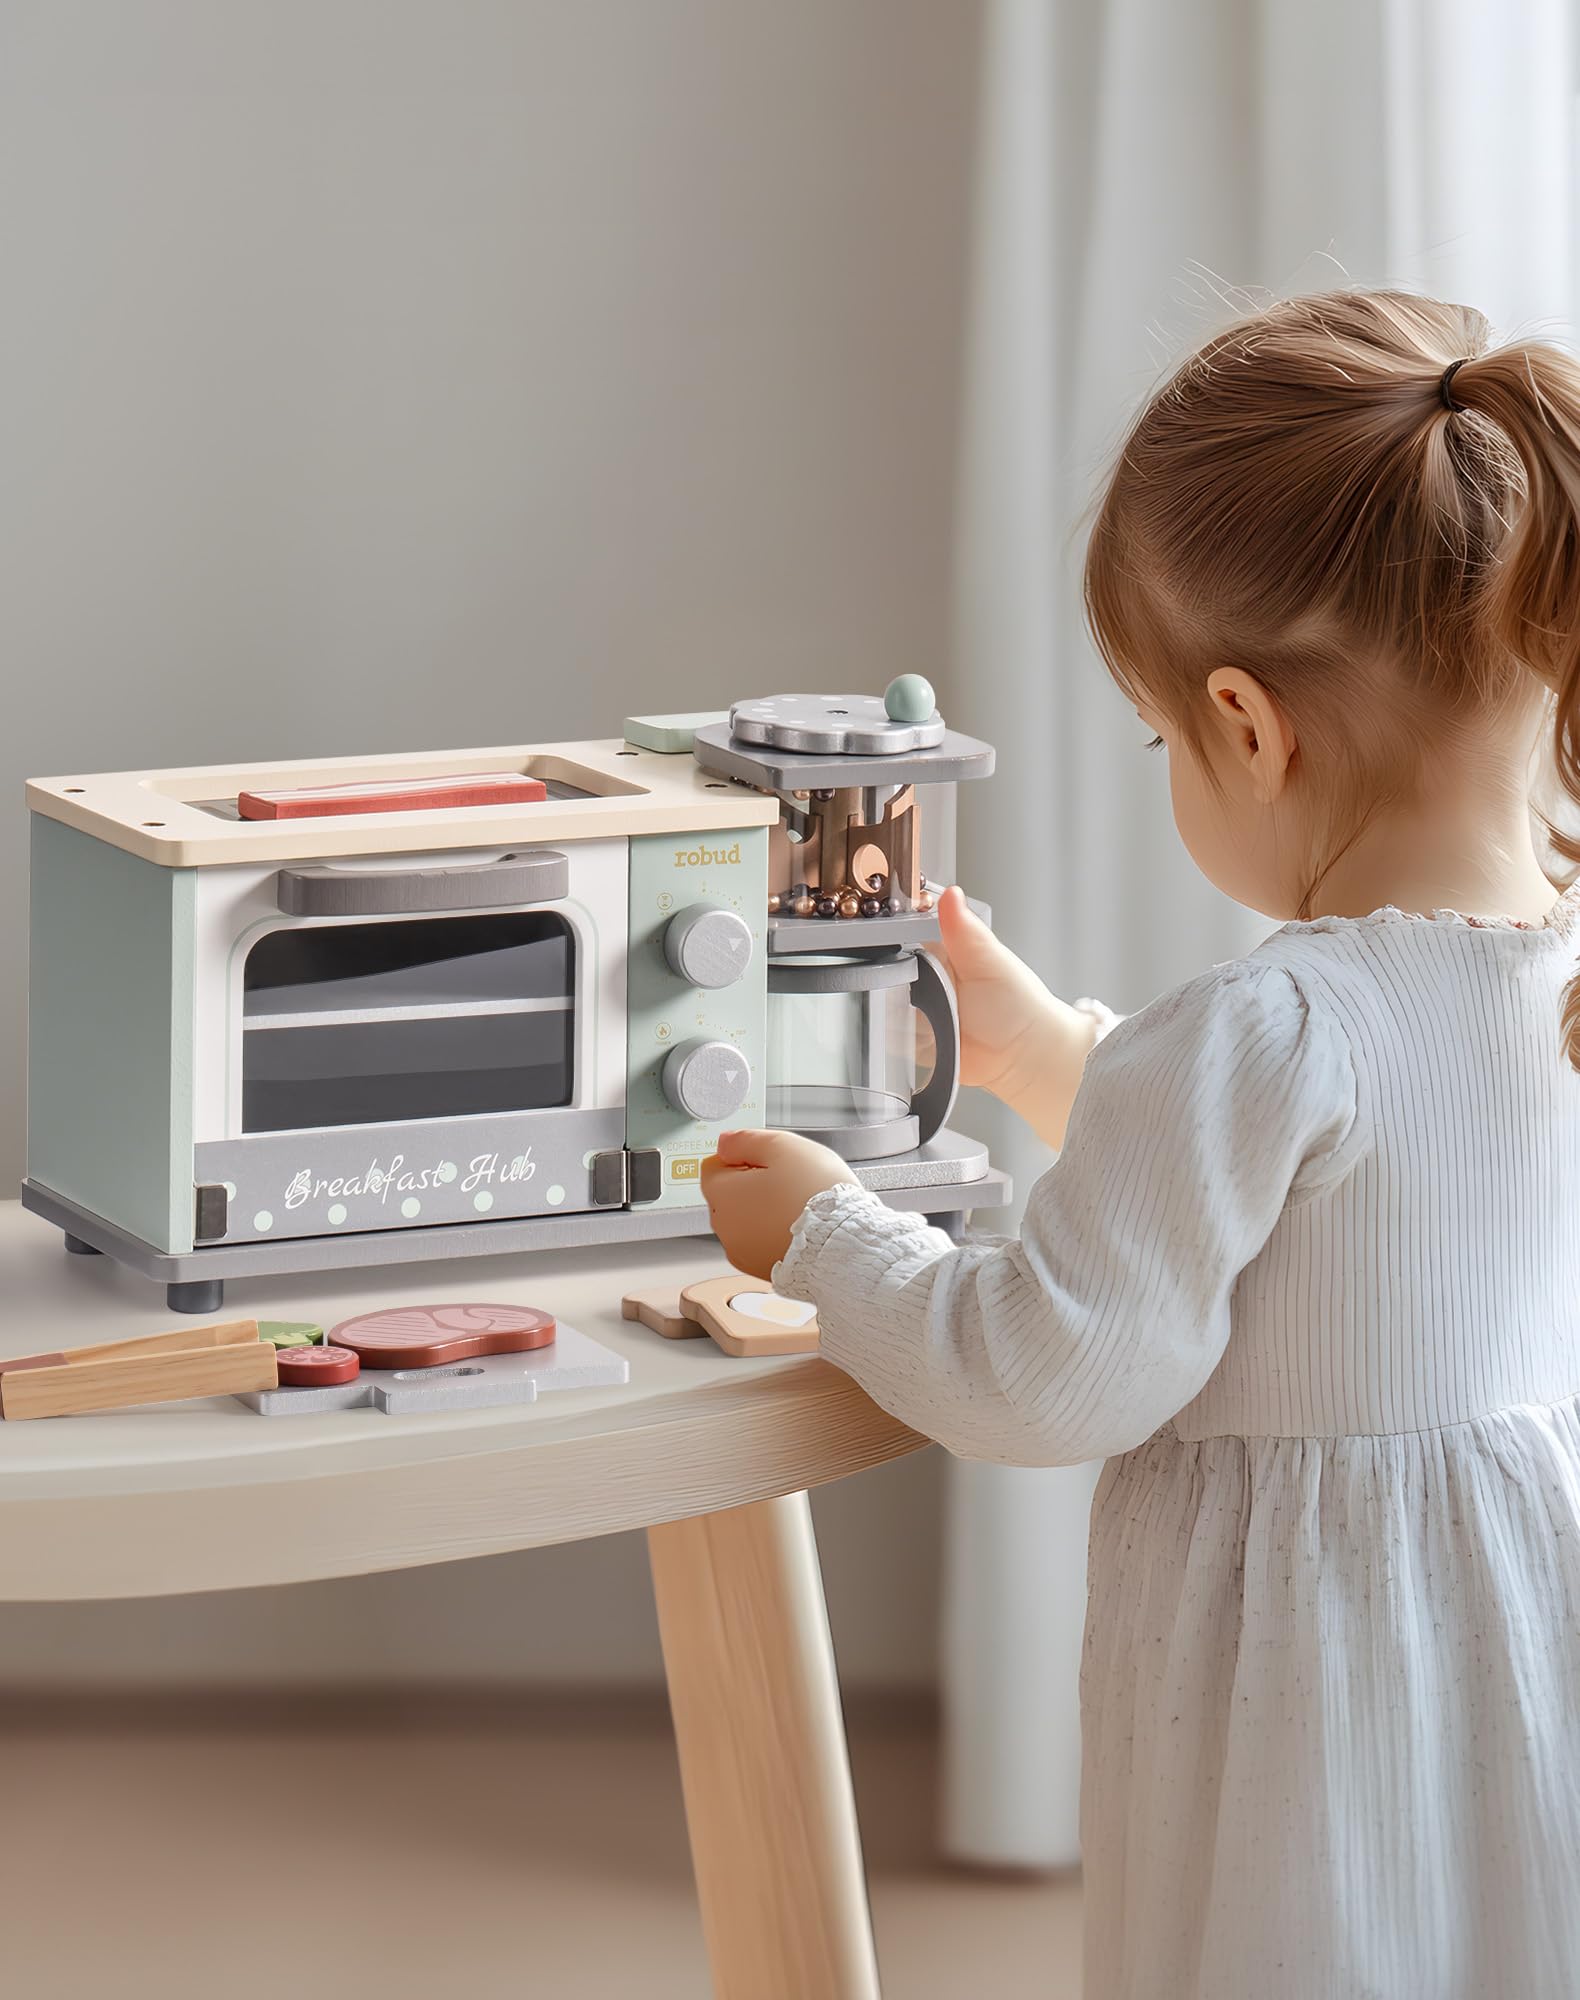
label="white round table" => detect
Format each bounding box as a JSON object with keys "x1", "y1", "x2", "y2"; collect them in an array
[{"x1": 0, "y1": 1199, "x2": 925, "y2": 1998}]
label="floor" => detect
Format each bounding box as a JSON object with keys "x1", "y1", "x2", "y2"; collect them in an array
[{"x1": 1, "y1": 1695, "x2": 1081, "y2": 1999}]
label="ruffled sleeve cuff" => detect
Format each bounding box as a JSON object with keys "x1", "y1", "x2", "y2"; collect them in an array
[
  {"x1": 1073, "y1": 996, "x2": 1123, "y2": 1044},
  {"x1": 774, "y1": 1181, "x2": 899, "y2": 1300},
  {"x1": 772, "y1": 1182, "x2": 961, "y2": 1398}
]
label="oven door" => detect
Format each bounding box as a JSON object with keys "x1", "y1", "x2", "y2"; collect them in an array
[{"x1": 189, "y1": 840, "x2": 628, "y2": 1244}]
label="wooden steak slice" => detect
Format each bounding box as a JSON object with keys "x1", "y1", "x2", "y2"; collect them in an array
[{"x1": 327, "y1": 1302, "x2": 557, "y2": 1370}]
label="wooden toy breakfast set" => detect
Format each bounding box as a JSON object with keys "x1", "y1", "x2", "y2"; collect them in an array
[{"x1": 18, "y1": 680, "x2": 1006, "y2": 1419}]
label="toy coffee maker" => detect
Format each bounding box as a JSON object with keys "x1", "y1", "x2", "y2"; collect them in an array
[{"x1": 691, "y1": 677, "x2": 992, "y2": 1164}]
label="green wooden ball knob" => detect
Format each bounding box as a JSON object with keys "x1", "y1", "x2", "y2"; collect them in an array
[{"x1": 884, "y1": 674, "x2": 936, "y2": 724}]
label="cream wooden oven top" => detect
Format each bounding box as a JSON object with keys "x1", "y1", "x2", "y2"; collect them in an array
[{"x1": 26, "y1": 737, "x2": 778, "y2": 869}]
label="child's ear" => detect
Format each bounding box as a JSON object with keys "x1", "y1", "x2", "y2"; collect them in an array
[{"x1": 1204, "y1": 668, "x2": 1296, "y2": 801}]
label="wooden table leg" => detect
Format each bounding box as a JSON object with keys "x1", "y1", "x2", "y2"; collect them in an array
[{"x1": 648, "y1": 1491, "x2": 882, "y2": 2000}]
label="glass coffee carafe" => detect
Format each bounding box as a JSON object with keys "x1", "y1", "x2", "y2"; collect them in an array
[{"x1": 766, "y1": 947, "x2": 957, "y2": 1161}]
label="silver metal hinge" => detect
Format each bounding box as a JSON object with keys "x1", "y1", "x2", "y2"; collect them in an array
[
  {"x1": 589, "y1": 1149, "x2": 663, "y2": 1208},
  {"x1": 193, "y1": 1182, "x2": 229, "y2": 1242},
  {"x1": 627, "y1": 1148, "x2": 662, "y2": 1204}
]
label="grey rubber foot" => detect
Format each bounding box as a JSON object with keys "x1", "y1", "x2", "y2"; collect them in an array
[{"x1": 167, "y1": 1279, "x2": 224, "y2": 1315}]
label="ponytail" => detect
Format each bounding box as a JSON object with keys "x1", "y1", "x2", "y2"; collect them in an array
[
  {"x1": 1085, "y1": 290, "x2": 1580, "y2": 1070},
  {"x1": 1449, "y1": 344, "x2": 1580, "y2": 1064}
]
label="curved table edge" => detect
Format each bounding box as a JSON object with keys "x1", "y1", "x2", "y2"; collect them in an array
[{"x1": 0, "y1": 1367, "x2": 927, "y2": 1600}]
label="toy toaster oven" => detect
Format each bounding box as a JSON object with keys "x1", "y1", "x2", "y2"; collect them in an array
[{"x1": 23, "y1": 685, "x2": 1008, "y2": 1313}]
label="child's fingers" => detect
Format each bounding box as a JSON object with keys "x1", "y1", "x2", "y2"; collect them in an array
[
  {"x1": 940, "y1": 884, "x2": 976, "y2": 968},
  {"x1": 713, "y1": 1127, "x2": 783, "y2": 1168},
  {"x1": 936, "y1": 883, "x2": 996, "y2": 968},
  {"x1": 700, "y1": 1163, "x2": 756, "y2": 1259},
  {"x1": 700, "y1": 1138, "x2": 767, "y2": 1218},
  {"x1": 935, "y1": 884, "x2": 999, "y2": 980}
]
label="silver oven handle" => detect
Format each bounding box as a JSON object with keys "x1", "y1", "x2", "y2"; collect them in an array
[{"x1": 275, "y1": 849, "x2": 570, "y2": 917}]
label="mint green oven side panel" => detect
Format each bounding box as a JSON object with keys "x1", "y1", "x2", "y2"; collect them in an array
[
  {"x1": 27, "y1": 816, "x2": 196, "y2": 1254},
  {"x1": 626, "y1": 828, "x2": 768, "y2": 1207}
]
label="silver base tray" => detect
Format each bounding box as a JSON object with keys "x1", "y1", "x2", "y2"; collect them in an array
[{"x1": 21, "y1": 1129, "x2": 1009, "y2": 1290}]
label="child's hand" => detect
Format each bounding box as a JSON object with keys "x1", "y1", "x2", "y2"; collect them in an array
[
  {"x1": 933, "y1": 885, "x2": 1100, "y2": 1150},
  {"x1": 934, "y1": 885, "x2": 1063, "y2": 1094},
  {"x1": 700, "y1": 1129, "x2": 858, "y2": 1280}
]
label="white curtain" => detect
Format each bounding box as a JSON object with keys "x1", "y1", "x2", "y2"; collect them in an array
[{"x1": 942, "y1": 0, "x2": 1578, "y2": 1867}]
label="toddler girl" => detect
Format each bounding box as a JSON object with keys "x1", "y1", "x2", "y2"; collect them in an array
[{"x1": 703, "y1": 291, "x2": 1580, "y2": 1999}]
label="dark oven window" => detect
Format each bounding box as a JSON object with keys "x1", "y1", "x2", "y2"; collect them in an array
[{"x1": 242, "y1": 912, "x2": 574, "y2": 1133}]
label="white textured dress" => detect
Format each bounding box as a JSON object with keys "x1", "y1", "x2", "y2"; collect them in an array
[{"x1": 775, "y1": 893, "x2": 1580, "y2": 1999}]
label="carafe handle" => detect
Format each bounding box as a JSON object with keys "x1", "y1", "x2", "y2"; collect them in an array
[{"x1": 909, "y1": 951, "x2": 959, "y2": 1147}]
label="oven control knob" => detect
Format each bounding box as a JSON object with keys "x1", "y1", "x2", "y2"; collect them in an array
[
  {"x1": 661, "y1": 1039, "x2": 753, "y2": 1122},
  {"x1": 663, "y1": 903, "x2": 754, "y2": 989}
]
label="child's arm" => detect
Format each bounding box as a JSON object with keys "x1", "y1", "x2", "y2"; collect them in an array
[{"x1": 704, "y1": 962, "x2": 1357, "y2": 1466}]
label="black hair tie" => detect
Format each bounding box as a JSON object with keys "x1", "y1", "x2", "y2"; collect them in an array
[{"x1": 1440, "y1": 358, "x2": 1469, "y2": 413}]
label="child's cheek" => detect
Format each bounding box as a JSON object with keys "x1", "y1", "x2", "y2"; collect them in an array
[{"x1": 1167, "y1": 746, "x2": 1283, "y2": 917}]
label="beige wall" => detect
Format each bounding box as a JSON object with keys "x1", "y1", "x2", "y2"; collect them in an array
[{"x1": 0, "y1": 2, "x2": 981, "y2": 1685}]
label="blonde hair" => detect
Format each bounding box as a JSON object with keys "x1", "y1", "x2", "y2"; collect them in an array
[{"x1": 1084, "y1": 289, "x2": 1580, "y2": 1063}]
